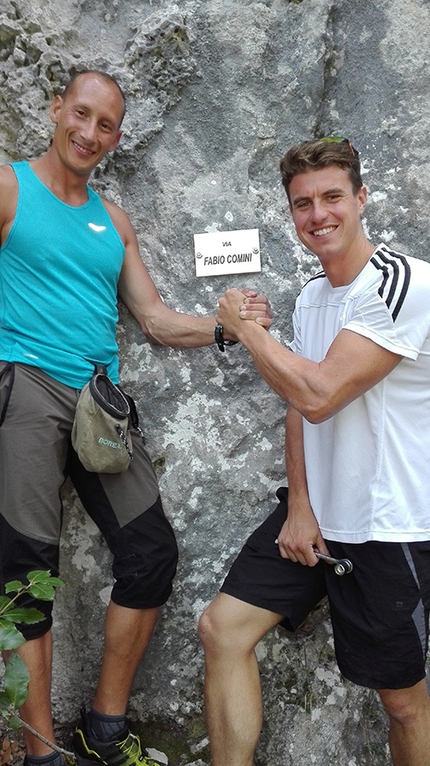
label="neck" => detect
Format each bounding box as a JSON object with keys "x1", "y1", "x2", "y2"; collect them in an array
[
  {"x1": 323, "y1": 237, "x2": 375, "y2": 287},
  {"x1": 30, "y1": 150, "x2": 90, "y2": 206}
]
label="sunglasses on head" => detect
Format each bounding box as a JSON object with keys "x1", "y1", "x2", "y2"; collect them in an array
[{"x1": 319, "y1": 135, "x2": 359, "y2": 159}]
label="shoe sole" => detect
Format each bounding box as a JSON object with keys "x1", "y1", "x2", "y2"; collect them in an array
[{"x1": 73, "y1": 754, "x2": 106, "y2": 766}]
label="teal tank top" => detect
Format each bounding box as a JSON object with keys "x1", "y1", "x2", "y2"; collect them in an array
[{"x1": 0, "y1": 161, "x2": 126, "y2": 388}]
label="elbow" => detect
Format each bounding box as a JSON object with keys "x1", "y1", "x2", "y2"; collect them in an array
[
  {"x1": 144, "y1": 333, "x2": 164, "y2": 346},
  {"x1": 303, "y1": 408, "x2": 332, "y2": 425},
  {"x1": 299, "y1": 395, "x2": 338, "y2": 425},
  {"x1": 136, "y1": 319, "x2": 157, "y2": 344},
  {"x1": 288, "y1": 372, "x2": 348, "y2": 425},
  {"x1": 137, "y1": 317, "x2": 167, "y2": 346},
  {"x1": 140, "y1": 329, "x2": 166, "y2": 346}
]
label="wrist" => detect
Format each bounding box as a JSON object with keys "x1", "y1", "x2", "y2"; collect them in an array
[
  {"x1": 234, "y1": 316, "x2": 267, "y2": 347},
  {"x1": 214, "y1": 324, "x2": 239, "y2": 352}
]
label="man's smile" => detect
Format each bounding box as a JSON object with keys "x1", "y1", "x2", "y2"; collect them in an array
[
  {"x1": 312, "y1": 226, "x2": 337, "y2": 237},
  {"x1": 72, "y1": 140, "x2": 94, "y2": 156}
]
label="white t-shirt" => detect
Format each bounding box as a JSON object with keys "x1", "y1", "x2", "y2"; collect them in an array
[{"x1": 290, "y1": 243, "x2": 430, "y2": 543}]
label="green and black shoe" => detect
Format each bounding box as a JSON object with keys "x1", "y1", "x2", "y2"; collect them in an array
[{"x1": 72, "y1": 715, "x2": 163, "y2": 766}]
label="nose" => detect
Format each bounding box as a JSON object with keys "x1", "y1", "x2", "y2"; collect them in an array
[
  {"x1": 79, "y1": 118, "x2": 98, "y2": 144},
  {"x1": 310, "y1": 200, "x2": 328, "y2": 223}
]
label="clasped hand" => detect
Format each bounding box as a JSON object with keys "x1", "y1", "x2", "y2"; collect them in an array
[{"x1": 217, "y1": 287, "x2": 273, "y2": 340}]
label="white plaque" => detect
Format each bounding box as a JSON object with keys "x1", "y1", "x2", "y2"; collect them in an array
[{"x1": 194, "y1": 228, "x2": 261, "y2": 277}]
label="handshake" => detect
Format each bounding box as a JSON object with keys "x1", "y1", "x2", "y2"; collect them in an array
[{"x1": 215, "y1": 287, "x2": 273, "y2": 349}]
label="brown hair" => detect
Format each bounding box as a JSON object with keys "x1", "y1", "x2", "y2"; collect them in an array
[
  {"x1": 280, "y1": 138, "x2": 363, "y2": 203},
  {"x1": 62, "y1": 70, "x2": 126, "y2": 127}
]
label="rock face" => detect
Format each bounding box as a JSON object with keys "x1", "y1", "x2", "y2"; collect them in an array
[{"x1": 1, "y1": 0, "x2": 429, "y2": 764}]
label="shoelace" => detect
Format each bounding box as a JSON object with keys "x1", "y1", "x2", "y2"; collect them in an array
[
  {"x1": 119, "y1": 734, "x2": 143, "y2": 761},
  {"x1": 117, "y1": 733, "x2": 160, "y2": 766}
]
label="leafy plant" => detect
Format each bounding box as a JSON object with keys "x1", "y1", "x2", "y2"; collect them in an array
[{"x1": 0, "y1": 571, "x2": 75, "y2": 761}]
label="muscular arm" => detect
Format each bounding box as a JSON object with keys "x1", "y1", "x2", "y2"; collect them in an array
[
  {"x1": 216, "y1": 287, "x2": 402, "y2": 422},
  {"x1": 0, "y1": 165, "x2": 18, "y2": 246},
  {"x1": 277, "y1": 406, "x2": 330, "y2": 566},
  {"x1": 118, "y1": 223, "x2": 216, "y2": 346},
  {"x1": 106, "y1": 202, "x2": 272, "y2": 347}
]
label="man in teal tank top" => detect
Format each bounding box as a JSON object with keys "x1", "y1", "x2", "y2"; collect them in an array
[{"x1": 0, "y1": 71, "x2": 272, "y2": 766}]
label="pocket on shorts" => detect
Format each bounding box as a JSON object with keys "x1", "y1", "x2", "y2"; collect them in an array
[{"x1": 0, "y1": 362, "x2": 15, "y2": 426}]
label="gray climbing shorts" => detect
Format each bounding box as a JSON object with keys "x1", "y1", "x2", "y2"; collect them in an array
[{"x1": 0, "y1": 362, "x2": 178, "y2": 637}]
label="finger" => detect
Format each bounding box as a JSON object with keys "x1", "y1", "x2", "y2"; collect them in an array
[
  {"x1": 255, "y1": 317, "x2": 273, "y2": 329},
  {"x1": 239, "y1": 302, "x2": 271, "y2": 314},
  {"x1": 239, "y1": 311, "x2": 272, "y2": 327},
  {"x1": 279, "y1": 548, "x2": 293, "y2": 560},
  {"x1": 315, "y1": 540, "x2": 331, "y2": 557},
  {"x1": 242, "y1": 310, "x2": 265, "y2": 317},
  {"x1": 276, "y1": 537, "x2": 296, "y2": 561},
  {"x1": 240, "y1": 302, "x2": 273, "y2": 317},
  {"x1": 245, "y1": 294, "x2": 270, "y2": 305},
  {"x1": 278, "y1": 545, "x2": 297, "y2": 561},
  {"x1": 240, "y1": 299, "x2": 269, "y2": 308},
  {"x1": 242, "y1": 298, "x2": 268, "y2": 309}
]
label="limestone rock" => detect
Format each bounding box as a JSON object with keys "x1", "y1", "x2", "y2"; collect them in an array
[{"x1": 1, "y1": 1, "x2": 429, "y2": 765}]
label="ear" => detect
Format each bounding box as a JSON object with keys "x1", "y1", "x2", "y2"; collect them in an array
[
  {"x1": 107, "y1": 130, "x2": 122, "y2": 153},
  {"x1": 357, "y1": 185, "x2": 367, "y2": 214},
  {"x1": 50, "y1": 95, "x2": 63, "y2": 125}
]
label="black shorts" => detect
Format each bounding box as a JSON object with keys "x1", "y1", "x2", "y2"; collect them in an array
[
  {"x1": 0, "y1": 362, "x2": 178, "y2": 639},
  {"x1": 221, "y1": 487, "x2": 430, "y2": 690}
]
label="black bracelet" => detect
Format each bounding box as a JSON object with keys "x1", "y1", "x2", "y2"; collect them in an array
[{"x1": 215, "y1": 324, "x2": 239, "y2": 352}]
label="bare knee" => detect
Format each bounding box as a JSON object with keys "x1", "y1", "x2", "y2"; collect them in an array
[
  {"x1": 378, "y1": 681, "x2": 430, "y2": 726},
  {"x1": 379, "y1": 689, "x2": 416, "y2": 724},
  {"x1": 199, "y1": 593, "x2": 281, "y2": 659},
  {"x1": 198, "y1": 599, "x2": 235, "y2": 655},
  {"x1": 199, "y1": 595, "x2": 257, "y2": 659}
]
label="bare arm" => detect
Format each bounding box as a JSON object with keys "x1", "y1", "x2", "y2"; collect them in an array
[
  {"x1": 105, "y1": 202, "x2": 272, "y2": 347},
  {"x1": 0, "y1": 165, "x2": 18, "y2": 246},
  {"x1": 277, "y1": 406, "x2": 330, "y2": 566},
  {"x1": 216, "y1": 287, "x2": 402, "y2": 422}
]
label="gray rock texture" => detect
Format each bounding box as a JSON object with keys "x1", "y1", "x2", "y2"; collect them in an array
[{"x1": 1, "y1": 0, "x2": 430, "y2": 764}]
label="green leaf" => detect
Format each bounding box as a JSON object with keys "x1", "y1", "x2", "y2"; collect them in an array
[
  {"x1": 26, "y1": 571, "x2": 50, "y2": 582},
  {"x1": 26, "y1": 571, "x2": 64, "y2": 601},
  {"x1": 0, "y1": 622, "x2": 26, "y2": 650},
  {"x1": 47, "y1": 577, "x2": 64, "y2": 589},
  {"x1": 8, "y1": 714, "x2": 23, "y2": 731},
  {"x1": 27, "y1": 583, "x2": 56, "y2": 600},
  {"x1": 4, "y1": 652, "x2": 30, "y2": 708},
  {"x1": 0, "y1": 690, "x2": 12, "y2": 712},
  {"x1": 4, "y1": 581, "x2": 25, "y2": 595},
  {"x1": 1, "y1": 607, "x2": 44, "y2": 625},
  {"x1": 0, "y1": 596, "x2": 12, "y2": 613},
  {"x1": 27, "y1": 571, "x2": 62, "y2": 585}
]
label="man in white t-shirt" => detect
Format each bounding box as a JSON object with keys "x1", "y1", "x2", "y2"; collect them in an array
[{"x1": 199, "y1": 137, "x2": 430, "y2": 766}]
